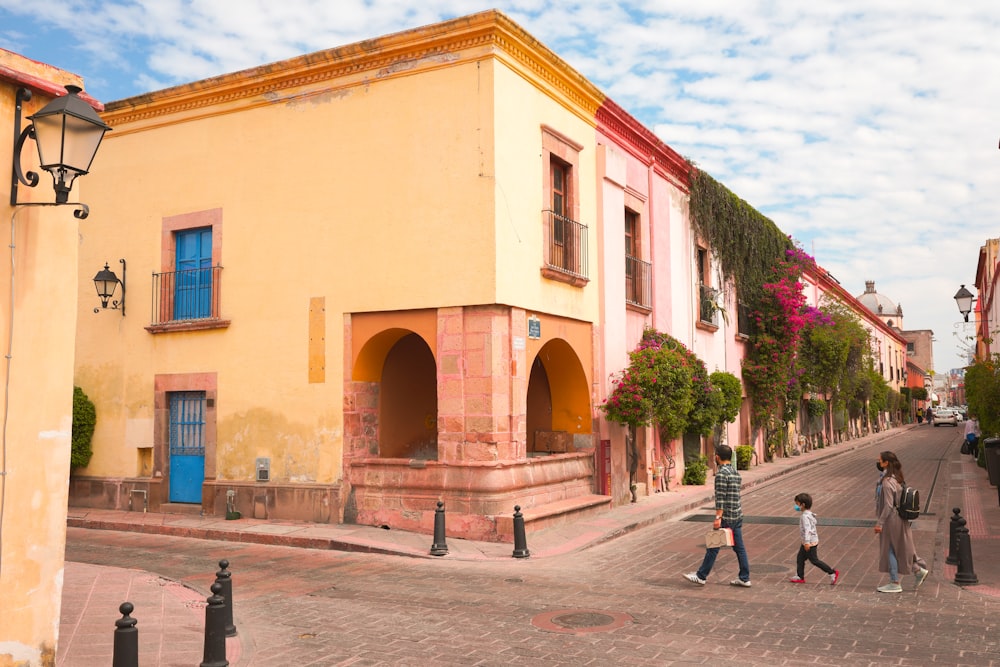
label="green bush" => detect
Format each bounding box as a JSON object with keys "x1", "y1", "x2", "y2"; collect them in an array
[
  {"x1": 682, "y1": 456, "x2": 709, "y2": 485},
  {"x1": 71, "y1": 386, "x2": 96, "y2": 469},
  {"x1": 735, "y1": 445, "x2": 754, "y2": 470}
]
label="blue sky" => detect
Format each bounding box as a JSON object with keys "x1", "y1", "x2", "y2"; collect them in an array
[{"x1": 3, "y1": 0, "x2": 999, "y2": 375}]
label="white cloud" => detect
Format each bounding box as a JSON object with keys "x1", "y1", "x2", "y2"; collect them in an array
[{"x1": 3, "y1": 0, "x2": 999, "y2": 371}]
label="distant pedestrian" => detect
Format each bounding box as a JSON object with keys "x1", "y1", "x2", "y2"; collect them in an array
[
  {"x1": 874, "y1": 451, "x2": 928, "y2": 593},
  {"x1": 683, "y1": 445, "x2": 751, "y2": 588},
  {"x1": 788, "y1": 492, "x2": 840, "y2": 585},
  {"x1": 926, "y1": 407, "x2": 934, "y2": 426},
  {"x1": 916, "y1": 407, "x2": 923, "y2": 424},
  {"x1": 964, "y1": 415, "x2": 981, "y2": 457}
]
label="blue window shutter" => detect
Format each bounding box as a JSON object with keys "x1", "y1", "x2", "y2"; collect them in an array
[{"x1": 175, "y1": 228, "x2": 212, "y2": 319}]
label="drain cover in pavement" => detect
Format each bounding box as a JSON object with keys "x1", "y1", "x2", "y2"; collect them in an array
[{"x1": 531, "y1": 609, "x2": 632, "y2": 635}]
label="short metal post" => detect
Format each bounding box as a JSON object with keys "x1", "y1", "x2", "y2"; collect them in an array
[
  {"x1": 430, "y1": 501, "x2": 449, "y2": 556},
  {"x1": 954, "y1": 518, "x2": 979, "y2": 586},
  {"x1": 200, "y1": 582, "x2": 229, "y2": 667},
  {"x1": 112, "y1": 602, "x2": 138, "y2": 667},
  {"x1": 512, "y1": 505, "x2": 530, "y2": 558},
  {"x1": 946, "y1": 507, "x2": 961, "y2": 565},
  {"x1": 215, "y1": 559, "x2": 237, "y2": 637}
]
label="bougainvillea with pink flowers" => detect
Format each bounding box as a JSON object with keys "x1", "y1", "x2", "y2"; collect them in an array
[
  {"x1": 602, "y1": 329, "x2": 740, "y2": 439},
  {"x1": 741, "y1": 245, "x2": 817, "y2": 439}
]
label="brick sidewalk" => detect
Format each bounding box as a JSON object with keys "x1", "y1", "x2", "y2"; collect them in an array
[{"x1": 59, "y1": 423, "x2": 1000, "y2": 665}]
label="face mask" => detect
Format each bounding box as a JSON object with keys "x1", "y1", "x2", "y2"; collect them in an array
[
  {"x1": 794, "y1": 504, "x2": 801, "y2": 512},
  {"x1": 876, "y1": 462, "x2": 884, "y2": 472}
]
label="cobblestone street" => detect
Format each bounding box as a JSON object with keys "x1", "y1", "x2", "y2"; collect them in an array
[{"x1": 64, "y1": 426, "x2": 1000, "y2": 666}]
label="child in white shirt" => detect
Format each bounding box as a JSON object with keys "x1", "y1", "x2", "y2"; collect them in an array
[{"x1": 789, "y1": 492, "x2": 840, "y2": 585}]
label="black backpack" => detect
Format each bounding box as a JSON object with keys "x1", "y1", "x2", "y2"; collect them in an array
[{"x1": 896, "y1": 484, "x2": 920, "y2": 521}]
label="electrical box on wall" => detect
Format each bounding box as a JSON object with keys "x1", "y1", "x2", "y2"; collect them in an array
[{"x1": 255, "y1": 457, "x2": 270, "y2": 482}]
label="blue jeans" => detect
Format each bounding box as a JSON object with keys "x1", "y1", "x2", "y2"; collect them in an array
[
  {"x1": 697, "y1": 518, "x2": 751, "y2": 582},
  {"x1": 888, "y1": 544, "x2": 899, "y2": 583}
]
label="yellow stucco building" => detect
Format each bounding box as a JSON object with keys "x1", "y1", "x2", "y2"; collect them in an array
[
  {"x1": 1, "y1": 50, "x2": 106, "y2": 666},
  {"x1": 71, "y1": 11, "x2": 614, "y2": 540}
]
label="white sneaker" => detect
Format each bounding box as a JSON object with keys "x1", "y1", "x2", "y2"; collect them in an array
[
  {"x1": 683, "y1": 572, "x2": 706, "y2": 586},
  {"x1": 915, "y1": 568, "x2": 928, "y2": 589},
  {"x1": 730, "y1": 579, "x2": 751, "y2": 587},
  {"x1": 877, "y1": 582, "x2": 902, "y2": 593}
]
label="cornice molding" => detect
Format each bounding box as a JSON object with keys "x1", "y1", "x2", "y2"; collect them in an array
[
  {"x1": 102, "y1": 10, "x2": 604, "y2": 132},
  {"x1": 596, "y1": 98, "x2": 690, "y2": 189}
]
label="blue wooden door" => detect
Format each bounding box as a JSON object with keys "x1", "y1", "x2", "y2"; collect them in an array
[
  {"x1": 175, "y1": 228, "x2": 212, "y2": 319},
  {"x1": 168, "y1": 391, "x2": 206, "y2": 503}
]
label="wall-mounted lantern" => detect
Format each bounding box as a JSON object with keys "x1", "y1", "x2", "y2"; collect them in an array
[
  {"x1": 93, "y1": 259, "x2": 125, "y2": 315},
  {"x1": 10, "y1": 85, "x2": 111, "y2": 219},
  {"x1": 954, "y1": 284, "x2": 975, "y2": 323}
]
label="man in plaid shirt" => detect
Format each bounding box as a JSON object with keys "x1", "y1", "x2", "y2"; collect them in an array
[{"x1": 684, "y1": 444, "x2": 752, "y2": 587}]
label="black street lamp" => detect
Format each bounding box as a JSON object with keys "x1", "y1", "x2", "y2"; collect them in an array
[
  {"x1": 954, "y1": 284, "x2": 975, "y2": 323},
  {"x1": 10, "y1": 85, "x2": 111, "y2": 217},
  {"x1": 93, "y1": 259, "x2": 125, "y2": 316}
]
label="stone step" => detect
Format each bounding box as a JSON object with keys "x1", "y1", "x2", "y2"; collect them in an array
[
  {"x1": 495, "y1": 494, "x2": 611, "y2": 541},
  {"x1": 157, "y1": 502, "x2": 203, "y2": 516}
]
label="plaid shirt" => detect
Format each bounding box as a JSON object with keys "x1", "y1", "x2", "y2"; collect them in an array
[{"x1": 714, "y1": 463, "x2": 743, "y2": 522}]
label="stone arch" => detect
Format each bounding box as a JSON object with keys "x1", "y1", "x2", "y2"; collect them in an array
[
  {"x1": 526, "y1": 338, "x2": 591, "y2": 454},
  {"x1": 352, "y1": 328, "x2": 437, "y2": 459}
]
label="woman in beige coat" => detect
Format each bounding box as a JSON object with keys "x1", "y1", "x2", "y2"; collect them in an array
[{"x1": 874, "y1": 451, "x2": 928, "y2": 593}]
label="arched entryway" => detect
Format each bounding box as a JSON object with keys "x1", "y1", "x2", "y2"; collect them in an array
[
  {"x1": 353, "y1": 328, "x2": 437, "y2": 459},
  {"x1": 526, "y1": 338, "x2": 591, "y2": 455}
]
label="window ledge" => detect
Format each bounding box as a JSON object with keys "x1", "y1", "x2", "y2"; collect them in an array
[
  {"x1": 626, "y1": 301, "x2": 652, "y2": 314},
  {"x1": 146, "y1": 319, "x2": 232, "y2": 334},
  {"x1": 695, "y1": 320, "x2": 719, "y2": 333},
  {"x1": 541, "y1": 266, "x2": 589, "y2": 287}
]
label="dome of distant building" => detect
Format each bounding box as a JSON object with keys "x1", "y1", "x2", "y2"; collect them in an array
[{"x1": 857, "y1": 280, "x2": 904, "y2": 328}]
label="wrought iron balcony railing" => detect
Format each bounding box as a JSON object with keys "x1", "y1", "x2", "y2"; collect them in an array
[
  {"x1": 625, "y1": 254, "x2": 651, "y2": 308},
  {"x1": 543, "y1": 210, "x2": 588, "y2": 280},
  {"x1": 150, "y1": 266, "x2": 223, "y2": 325}
]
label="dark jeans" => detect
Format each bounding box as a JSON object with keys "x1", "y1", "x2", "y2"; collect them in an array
[
  {"x1": 697, "y1": 518, "x2": 750, "y2": 582},
  {"x1": 796, "y1": 544, "x2": 834, "y2": 578}
]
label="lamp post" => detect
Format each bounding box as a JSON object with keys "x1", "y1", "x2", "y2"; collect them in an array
[
  {"x1": 10, "y1": 85, "x2": 110, "y2": 218},
  {"x1": 93, "y1": 259, "x2": 125, "y2": 316},
  {"x1": 954, "y1": 285, "x2": 975, "y2": 323}
]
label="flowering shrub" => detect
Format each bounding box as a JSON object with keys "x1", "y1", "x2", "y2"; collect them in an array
[
  {"x1": 741, "y1": 245, "x2": 814, "y2": 435},
  {"x1": 602, "y1": 329, "x2": 741, "y2": 438}
]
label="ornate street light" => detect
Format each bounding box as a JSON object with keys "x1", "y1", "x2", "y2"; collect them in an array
[
  {"x1": 10, "y1": 85, "x2": 111, "y2": 217},
  {"x1": 93, "y1": 259, "x2": 125, "y2": 316},
  {"x1": 954, "y1": 285, "x2": 975, "y2": 323}
]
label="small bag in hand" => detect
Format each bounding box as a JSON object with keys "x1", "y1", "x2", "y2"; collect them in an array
[{"x1": 705, "y1": 527, "x2": 734, "y2": 548}]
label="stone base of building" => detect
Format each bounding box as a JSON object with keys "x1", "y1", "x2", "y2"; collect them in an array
[
  {"x1": 67, "y1": 476, "x2": 342, "y2": 524},
  {"x1": 344, "y1": 450, "x2": 607, "y2": 542}
]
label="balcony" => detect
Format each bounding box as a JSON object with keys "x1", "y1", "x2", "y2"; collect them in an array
[
  {"x1": 625, "y1": 255, "x2": 651, "y2": 309},
  {"x1": 146, "y1": 266, "x2": 230, "y2": 333},
  {"x1": 542, "y1": 210, "x2": 588, "y2": 286}
]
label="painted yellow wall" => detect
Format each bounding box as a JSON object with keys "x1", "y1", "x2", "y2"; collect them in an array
[
  {"x1": 74, "y1": 11, "x2": 604, "y2": 488},
  {"x1": 492, "y1": 63, "x2": 600, "y2": 321},
  {"x1": 2, "y1": 64, "x2": 87, "y2": 667}
]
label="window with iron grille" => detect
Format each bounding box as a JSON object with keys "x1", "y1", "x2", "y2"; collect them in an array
[
  {"x1": 625, "y1": 209, "x2": 650, "y2": 307},
  {"x1": 169, "y1": 391, "x2": 205, "y2": 458}
]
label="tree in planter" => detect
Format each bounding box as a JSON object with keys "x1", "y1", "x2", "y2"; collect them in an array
[
  {"x1": 602, "y1": 329, "x2": 740, "y2": 490},
  {"x1": 965, "y1": 356, "x2": 1000, "y2": 457},
  {"x1": 72, "y1": 385, "x2": 96, "y2": 470}
]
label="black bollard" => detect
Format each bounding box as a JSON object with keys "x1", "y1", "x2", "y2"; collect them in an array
[
  {"x1": 954, "y1": 518, "x2": 979, "y2": 586},
  {"x1": 215, "y1": 560, "x2": 237, "y2": 637},
  {"x1": 946, "y1": 508, "x2": 962, "y2": 565},
  {"x1": 200, "y1": 582, "x2": 229, "y2": 667},
  {"x1": 430, "y1": 501, "x2": 449, "y2": 556},
  {"x1": 512, "y1": 505, "x2": 530, "y2": 558},
  {"x1": 112, "y1": 602, "x2": 138, "y2": 667}
]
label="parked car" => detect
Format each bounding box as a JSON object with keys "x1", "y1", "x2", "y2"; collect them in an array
[{"x1": 933, "y1": 408, "x2": 959, "y2": 427}]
